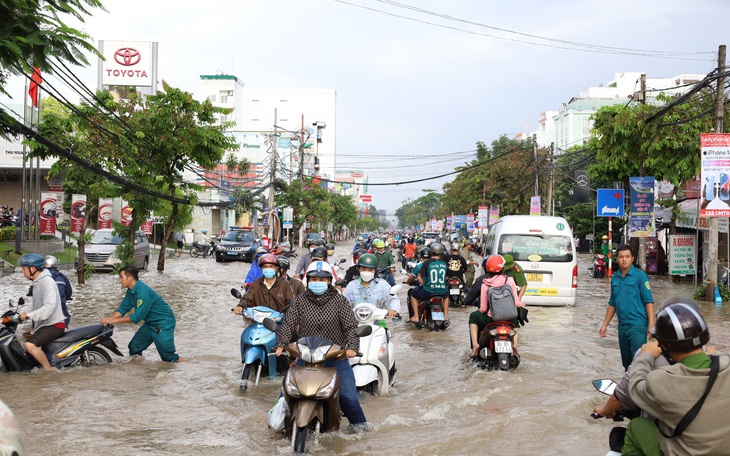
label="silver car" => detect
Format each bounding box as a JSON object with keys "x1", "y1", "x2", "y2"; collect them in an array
[{"x1": 82, "y1": 229, "x2": 150, "y2": 271}]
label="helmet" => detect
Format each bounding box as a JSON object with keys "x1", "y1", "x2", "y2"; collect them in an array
[
  {"x1": 463, "y1": 238, "x2": 472, "y2": 245},
  {"x1": 277, "y1": 255, "x2": 290, "y2": 270},
  {"x1": 307, "y1": 237, "x2": 324, "y2": 247},
  {"x1": 202, "y1": 229, "x2": 207, "y2": 234},
  {"x1": 257, "y1": 253, "x2": 279, "y2": 267},
  {"x1": 311, "y1": 246, "x2": 328, "y2": 259},
  {"x1": 602, "y1": 235, "x2": 609, "y2": 241},
  {"x1": 0, "y1": 399, "x2": 23, "y2": 456},
  {"x1": 485, "y1": 255, "x2": 505, "y2": 273},
  {"x1": 407, "y1": 236, "x2": 414, "y2": 243},
  {"x1": 44, "y1": 255, "x2": 59, "y2": 268},
  {"x1": 429, "y1": 242, "x2": 445, "y2": 255},
  {"x1": 255, "y1": 246, "x2": 268, "y2": 256},
  {"x1": 654, "y1": 302, "x2": 710, "y2": 353},
  {"x1": 325, "y1": 243, "x2": 335, "y2": 255},
  {"x1": 356, "y1": 241, "x2": 369, "y2": 251},
  {"x1": 353, "y1": 248, "x2": 367, "y2": 260},
  {"x1": 450, "y1": 242, "x2": 460, "y2": 252},
  {"x1": 419, "y1": 246, "x2": 431, "y2": 259},
  {"x1": 357, "y1": 253, "x2": 378, "y2": 268},
  {"x1": 306, "y1": 260, "x2": 333, "y2": 279},
  {"x1": 357, "y1": 236, "x2": 364, "y2": 241},
  {"x1": 372, "y1": 240, "x2": 386, "y2": 249},
  {"x1": 19, "y1": 253, "x2": 44, "y2": 269}
]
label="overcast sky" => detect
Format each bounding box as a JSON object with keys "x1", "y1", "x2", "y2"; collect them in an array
[{"x1": 3, "y1": 0, "x2": 729, "y2": 212}]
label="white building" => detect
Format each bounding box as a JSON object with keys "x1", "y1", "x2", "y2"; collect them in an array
[{"x1": 197, "y1": 75, "x2": 336, "y2": 186}]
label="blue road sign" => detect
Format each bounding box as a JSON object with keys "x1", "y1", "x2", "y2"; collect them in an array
[{"x1": 597, "y1": 189, "x2": 625, "y2": 217}]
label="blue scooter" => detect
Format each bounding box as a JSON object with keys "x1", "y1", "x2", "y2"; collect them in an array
[{"x1": 230, "y1": 288, "x2": 284, "y2": 392}]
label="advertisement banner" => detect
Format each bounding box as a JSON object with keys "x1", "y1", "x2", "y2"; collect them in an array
[
  {"x1": 70, "y1": 194, "x2": 86, "y2": 234},
  {"x1": 446, "y1": 216, "x2": 452, "y2": 230},
  {"x1": 39, "y1": 192, "x2": 57, "y2": 235},
  {"x1": 530, "y1": 196, "x2": 541, "y2": 216},
  {"x1": 488, "y1": 205, "x2": 500, "y2": 225},
  {"x1": 477, "y1": 205, "x2": 488, "y2": 227},
  {"x1": 97, "y1": 198, "x2": 113, "y2": 229},
  {"x1": 466, "y1": 213, "x2": 475, "y2": 233},
  {"x1": 668, "y1": 235, "x2": 696, "y2": 275},
  {"x1": 100, "y1": 40, "x2": 154, "y2": 87},
  {"x1": 629, "y1": 176, "x2": 655, "y2": 237},
  {"x1": 141, "y1": 218, "x2": 153, "y2": 234},
  {"x1": 700, "y1": 133, "x2": 730, "y2": 217},
  {"x1": 430, "y1": 219, "x2": 438, "y2": 231},
  {"x1": 121, "y1": 200, "x2": 133, "y2": 226}
]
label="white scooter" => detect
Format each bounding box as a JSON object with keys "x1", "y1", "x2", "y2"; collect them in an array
[{"x1": 349, "y1": 285, "x2": 401, "y2": 395}]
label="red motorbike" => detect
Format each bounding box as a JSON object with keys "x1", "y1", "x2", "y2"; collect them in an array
[
  {"x1": 590, "y1": 254, "x2": 606, "y2": 278},
  {"x1": 476, "y1": 320, "x2": 519, "y2": 371}
]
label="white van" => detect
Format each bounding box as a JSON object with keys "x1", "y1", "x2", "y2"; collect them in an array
[{"x1": 484, "y1": 215, "x2": 577, "y2": 306}]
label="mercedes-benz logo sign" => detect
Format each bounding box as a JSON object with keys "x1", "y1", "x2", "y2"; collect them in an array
[
  {"x1": 114, "y1": 48, "x2": 141, "y2": 66},
  {"x1": 577, "y1": 174, "x2": 589, "y2": 187}
]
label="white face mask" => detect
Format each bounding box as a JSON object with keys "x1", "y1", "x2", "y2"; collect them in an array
[{"x1": 360, "y1": 271, "x2": 375, "y2": 282}]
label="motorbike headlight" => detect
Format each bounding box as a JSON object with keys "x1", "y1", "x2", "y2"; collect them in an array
[
  {"x1": 378, "y1": 340, "x2": 387, "y2": 357},
  {"x1": 315, "y1": 372, "x2": 337, "y2": 398},
  {"x1": 355, "y1": 306, "x2": 372, "y2": 322},
  {"x1": 252, "y1": 309, "x2": 272, "y2": 324},
  {"x1": 298, "y1": 342, "x2": 331, "y2": 364},
  {"x1": 284, "y1": 371, "x2": 300, "y2": 397}
]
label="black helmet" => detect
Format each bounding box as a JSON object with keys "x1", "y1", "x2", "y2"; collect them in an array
[
  {"x1": 325, "y1": 243, "x2": 335, "y2": 251},
  {"x1": 311, "y1": 246, "x2": 328, "y2": 259},
  {"x1": 308, "y1": 237, "x2": 324, "y2": 247},
  {"x1": 654, "y1": 302, "x2": 710, "y2": 353},
  {"x1": 277, "y1": 255, "x2": 290, "y2": 270},
  {"x1": 353, "y1": 248, "x2": 367, "y2": 260},
  {"x1": 419, "y1": 246, "x2": 431, "y2": 259},
  {"x1": 429, "y1": 242, "x2": 445, "y2": 255},
  {"x1": 407, "y1": 236, "x2": 414, "y2": 243},
  {"x1": 356, "y1": 241, "x2": 368, "y2": 251}
]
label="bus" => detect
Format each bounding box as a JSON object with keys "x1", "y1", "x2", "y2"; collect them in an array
[{"x1": 484, "y1": 215, "x2": 577, "y2": 306}]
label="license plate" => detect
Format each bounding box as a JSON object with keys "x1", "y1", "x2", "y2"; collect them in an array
[
  {"x1": 431, "y1": 311, "x2": 445, "y2": 321},
  {"x1": 449, "y1": 289, "x2": 460, "y2": 295},
  {"x1": 525, "y1": 273, "x2": 542, "y2": 282},
  {"x1": 494, "y1": 340, "x2": 513, "y2": 354},
  {"x1": 227, "y1": 252, "x2": 238, "y2": 256}
]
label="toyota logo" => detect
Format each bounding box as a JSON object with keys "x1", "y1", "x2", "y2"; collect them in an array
[{"x1": 114, "y1": 48, "x2": 141, "y2": 66}]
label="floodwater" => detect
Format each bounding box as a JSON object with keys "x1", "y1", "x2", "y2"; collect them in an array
[{"x1": 0, "y1": 245, "x2": 728, "y2": 455}]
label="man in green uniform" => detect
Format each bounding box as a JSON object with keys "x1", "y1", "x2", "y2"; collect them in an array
[
  {"x1": 101, "y1": 265, "x2": 183, "y2": 363},
  {"x1": 502, "y1": 254, "x2": 527, "y2": 300}
]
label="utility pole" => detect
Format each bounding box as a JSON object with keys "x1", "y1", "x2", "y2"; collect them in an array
[
  {"x1": 267, "y1": 109, "x2": 278, "y2": 241},
  {"x1": 638, "y1": 73, "x2": 647, "y2": 272},
  {"x1": 707, "y1": 45, "x2": 726, "y2": 300},
  {"x1": 546, "y1": 142, "x2": 554, "y2": 216},
  {"x1": 533, "y1": 134, "x2": 539, "y2": 197}
]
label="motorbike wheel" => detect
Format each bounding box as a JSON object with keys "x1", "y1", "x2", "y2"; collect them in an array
[
  {"x1": 497, "y1": 353, "x2": 510, "y2": 371},
  {"x1": 78, "y1": 347, "x2": 112, "y2": 367},
  {"x1": 293, "y1": 425, "x2": 309, "y2": 455},
  {"x1": 190, "y1": 246, "x2": 202, "y2": 258}
]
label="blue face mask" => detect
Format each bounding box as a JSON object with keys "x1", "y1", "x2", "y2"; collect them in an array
[
  {"x1": 262, "y1": 268, "x2": 276, "y2": 279},
  {"x1": 308, "y1": 281, "x2": 328, "y2": 295}
]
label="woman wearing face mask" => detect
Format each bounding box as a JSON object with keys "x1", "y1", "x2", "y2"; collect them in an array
[
  {"x1": 274, "y1": 260, "x2": 369, "y2": 428},
  {"x1": 234, "y1": 254, "x2": 293, "y2": 313}
]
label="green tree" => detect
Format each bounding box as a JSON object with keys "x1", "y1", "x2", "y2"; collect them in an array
[
  {"x1": 329, "y1": 193, "x2": 358, "y2": 235},
  {"x1": 277, "y1": 178, "x2": 333, "y2": 242}
]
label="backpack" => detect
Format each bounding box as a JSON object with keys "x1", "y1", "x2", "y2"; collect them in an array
[{"x1": 485, "y1": 276, "x2": 518, "y2": 321}]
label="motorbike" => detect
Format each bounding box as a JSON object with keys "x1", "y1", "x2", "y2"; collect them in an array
[
  {"x1": 349, "y1": 296, "x2": 400, "y2": 395},
  {"x1": 591, "y1": 378, "x2": 639, "y2": 455},
  {"x1": 588, "y1": 253, "x2": 607, "y2": 278},
  {"x1": 475, "y1": 320, "x2": 519, "y2": 370},
  {"x1": 414, "y1": 295, "x2": 447, "y2": 331},
  {"x1": 263, "y1": 318, "x2": 372, "y2": 455},
  {"x1": 270, "y1": 247, "x2": 298, "y2": 259},
  {"x1": 230, "y1": 289, "x2": 285, "y2": 392},
  {"x1": 190, "y1": 240, "x2": 215, "y2": 258},
  {"x1": 447, "y1": 276, "x2": 466, "y2": 307},
  {"x1": 0, "y1": 298, "x2": 123, "y2": 371}
]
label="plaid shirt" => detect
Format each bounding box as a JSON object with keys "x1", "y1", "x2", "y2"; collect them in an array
[{"x1": 276, "y1": 286, "x2": 359, "y2": 351}]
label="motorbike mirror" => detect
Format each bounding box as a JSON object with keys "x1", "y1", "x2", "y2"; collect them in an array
[
  {"x1": 230, "y1": 288, "x2": 242, "y2": 299},
  {"x1": 8, "y1": 299, "x2": 13, "y2": 308},
  {"x1": 338, "y1": 258, "x2": 346, "y2": 264},
  {"x1": 392, "y1": 314, "x2": 402, "y2": 325},
  {"x1": 592, "y1": 379, "x2": 616, "y2": 396},
  {"x1": 334, "y1": 279, "x2": 347, "y2": 288},
  {"x1": 16, "y1": 297, "x2": 24, "y2": 307},
  {"x1": 354, "y1": 325, "x2": 372, "y2": 338},
  {"x1": 262, "y1": 317, "x2": 279, "y2": 333},
  {"x1": 389, "y1": 284, "x2": 402, "y2": 295}
]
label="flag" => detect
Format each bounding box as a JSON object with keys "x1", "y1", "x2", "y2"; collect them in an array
[{"x1": 28, "y1": 67, "x2": 42, "y2": 107}]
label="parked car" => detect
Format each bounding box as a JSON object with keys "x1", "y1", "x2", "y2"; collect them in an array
[
  {"x1": 215, "y1": 229, "x2": 256, "y2": 262},
  {"x1": 81, "y1": 229, "x2": 150, "y2": 271}
]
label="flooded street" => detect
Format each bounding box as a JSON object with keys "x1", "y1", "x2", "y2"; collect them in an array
[{"x1": 1, "y1": 245, "x2": 728, "y2": 455}]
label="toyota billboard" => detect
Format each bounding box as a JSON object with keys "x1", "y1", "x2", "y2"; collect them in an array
[{"x1": 98, "y1": 40, "x2": 158, "y2": 90}]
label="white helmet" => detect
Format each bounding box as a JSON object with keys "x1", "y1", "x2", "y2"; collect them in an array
[
  {"x1": 306, "y1": 260, "x2": 333, "y2": 280},
  {"x1": 44, "y1": 255, "x2": 59, "y2": 268}
]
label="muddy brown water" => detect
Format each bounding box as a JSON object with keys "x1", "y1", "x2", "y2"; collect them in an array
[{"x1": 0, "y1": 246, "x2": 726, "y2": 455}]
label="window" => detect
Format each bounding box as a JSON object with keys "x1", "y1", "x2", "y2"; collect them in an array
[
  {"x1": 209, "y1": 95, "x2": 217, "y2": 102},
  {"x1": 280, "y1": 99, "x2": 288, "y2": 102},
  {"x1": 498, "y1": 234, "x2": 574, "y2": 263},
  {"x1": 251, "y1": 99, "x2": 259, "y2": 102},
  {"x1": 220, "y1": 95, "x2": 228, "y2": 103}
]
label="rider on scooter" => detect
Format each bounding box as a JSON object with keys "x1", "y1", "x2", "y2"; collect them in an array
[
  {"x1": 18, "y1": 253, "x2": 65, "y2": 371},
  {"x1": 200, "y1": 229, "x2": 213, "y2": 256},
  {"x1": 244, "y1": 246, "x2": 270, "y2": 287},
  {"x1": 404, "y1": 246, "x2": 430, "y2": 286},
  {"x1": 344, "y1": 249, "x2": 367, "y2": 285},
  {"x1": 235, "y1": 254, "x2": 293, "y2": 313},
  {"x1": 408, "y1": 242, "x2": 450, "y2": 327},
  {"x1": 277, "y1": 255, "x2": 306, "y2": 297},
  {"x1": 402, "y1": 236, "x2": 418, "y2": 270},
  {"x1": 468, "y1": 255, "x2": 525, "y2": 358},
  {"x1": 372, "y1": 240, "x2": 396, "y2": 286},
  {"x1": 274, "y1": 261, "x2": 369, "y2": 429},
  {"x1": 294, "y1": 238, "x2": 325, "y2": 278},
  {"x1": 343, "y1": 254, "x2": 399, "y2": 318},
  {"x1": 445, "y1": 242, "x2": 467, "y2": 282}
]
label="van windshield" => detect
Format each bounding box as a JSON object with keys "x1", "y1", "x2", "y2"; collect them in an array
[{"x1": 499, "y1": 234, "x2": 573, "y2": 262}]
